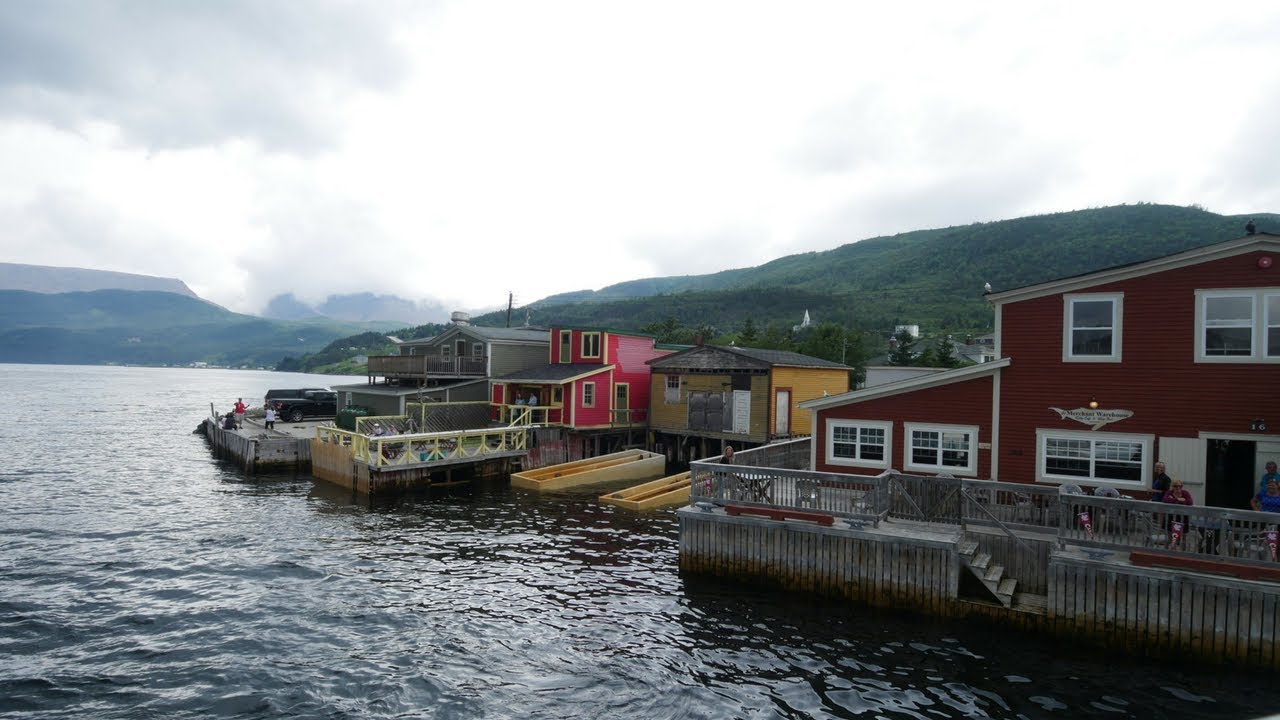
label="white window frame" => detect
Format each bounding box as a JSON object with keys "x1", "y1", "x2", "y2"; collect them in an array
[
  {"x1": 1035, "y1": 428, "x2": 1153, "y2": 487},
  {"x1": 581, "y1": 332, "x2": 601, "y2": 359},
  {"x1": 903, "y1": 422, "x2": 979, "y2": 476},
  {"x1": 582, "y1": 382, "x2": 595, "y2": 408},
  {"x1": 664, "y1": 374, "x2": 681, "y2": 404},
  {"x1": 825, "y1": 419, "x2": 891, "y2": 470},
  {"x1": 1195, "y1": 288, "x2": 1280, "y2": 363},
  {"x1": 1062, "y1": 292, "x2": 1122, "y2": 362}
]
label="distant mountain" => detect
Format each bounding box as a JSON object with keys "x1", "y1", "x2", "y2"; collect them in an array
[
  {"x1": 262, "y1": 291, "x2": 452, "y2": 325},
  {"x1": 0, "y1": 262, "x2": 199, "y2": 298},
  {"x1": 0, "y1": 289, "x2": 402, "y2": 368}
]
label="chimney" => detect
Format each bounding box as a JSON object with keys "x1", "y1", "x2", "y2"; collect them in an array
[
  {"x1": 695, "y1": 334, "x2": 703, "y2": 346},
  {"x1": 966, "y1": 335, "x2": 974, "y2": 345}
]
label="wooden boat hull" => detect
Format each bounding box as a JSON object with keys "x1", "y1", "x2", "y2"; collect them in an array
[{"x1": 511, "y1": 449, "x2": 666, "y2": 492}]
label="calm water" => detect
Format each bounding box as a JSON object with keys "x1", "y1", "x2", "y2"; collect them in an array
[{"x1": 0, "y1": 364, "x2": 1275, "y2": 719}]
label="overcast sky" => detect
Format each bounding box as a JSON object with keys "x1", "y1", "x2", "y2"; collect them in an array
[{"x1": 2, "y1": 1, "x2": 1277, "y2": 319}]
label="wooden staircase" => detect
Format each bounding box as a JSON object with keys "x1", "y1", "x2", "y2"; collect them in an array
[{"x1": 958, "y1": 539, "x2": 1017, "y2": 608}]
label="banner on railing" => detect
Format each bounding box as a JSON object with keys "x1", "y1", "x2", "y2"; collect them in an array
[
  {"x1": 1169, "y1": 521, "x2": 1185, "y2": 549},
  {"x1": 1077, "y1": 511, "x2": 1094, "y2": 539},
  {"x1": 1266, "y1": 530, "x2": 1279, "y2": 561}
]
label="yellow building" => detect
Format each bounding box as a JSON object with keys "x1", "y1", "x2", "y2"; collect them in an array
[{"x1": 646, "y1": 345, "x2": 850, "y2": 463}]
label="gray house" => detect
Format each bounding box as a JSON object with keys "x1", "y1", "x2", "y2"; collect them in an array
[{"x1": 340, "y1": 315, "x2": 550, "y2": 417}]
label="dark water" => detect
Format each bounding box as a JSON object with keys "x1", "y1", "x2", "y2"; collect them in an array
[{"x1": 0, "y1": 365, "x2": 1276, "y2": 719}]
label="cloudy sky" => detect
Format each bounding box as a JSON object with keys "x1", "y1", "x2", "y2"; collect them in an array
[{"x1": 2, "y1": 1, "x2": 1277, "y2": 319}]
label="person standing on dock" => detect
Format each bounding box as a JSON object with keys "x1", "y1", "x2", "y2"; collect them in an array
[
  {"x1": 1150, "y1": 461, "x2": 1171, "y2": 501},
  {"x1": 233, "y1": 398, "x2": 247, "y2": 429},
  {"x1": 1260, "y1": 461, "x2": 1279, "y2": 493},
  {"x1": 264, "y1": 406, "x2": 276, "y2": 430}
]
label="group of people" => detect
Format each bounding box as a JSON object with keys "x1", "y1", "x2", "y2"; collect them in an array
[
  {"x1": 1149, "y1": 459, "x2": 1280, "y2": 512},
  {"x1": 513, "y1": 392, "x2": 539, "y2": 406},
  {"x1": 220, "y1": 398, "x2": 276, "y2": 431}
]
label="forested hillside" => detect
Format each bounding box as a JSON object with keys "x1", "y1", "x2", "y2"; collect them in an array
[{"x1": 514, "y1": 204, "x2": 1276, "y2": 335}]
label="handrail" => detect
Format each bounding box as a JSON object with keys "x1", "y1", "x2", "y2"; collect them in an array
[
  {"x1": 962, "y1": 487, "x2": 1035, "y2": 554},
  {"x1": 685, "y1": 443, "x2": 1280, "y2": 571},
  {"x1": 317, "y1": 425, "x2": 527, "y2": 467}
]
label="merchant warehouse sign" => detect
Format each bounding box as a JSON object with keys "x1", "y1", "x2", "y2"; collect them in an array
[{"x1": 1048, "y1": 406, "x2": 1134, "y2": 431}]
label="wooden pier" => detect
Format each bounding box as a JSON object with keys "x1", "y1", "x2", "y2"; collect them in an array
[
  {"x1": 680, "y1": 439, "x2": 1280, "y2": 669},
  {"x1": 200, "y1": 412, "x2": 312, "y2": 472}
]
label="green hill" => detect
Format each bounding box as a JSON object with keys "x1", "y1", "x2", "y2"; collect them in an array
[{"x1": 489, "y1": 204, "x2": 1278, "y2": 334}]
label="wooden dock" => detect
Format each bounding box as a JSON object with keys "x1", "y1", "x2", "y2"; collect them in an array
[
  {"x1": 200, "y1": 414, "x2": 312, "y2": 472},
  {"x1": 512, "y1": 449, "x2": 666, "y2": 492},
  {"x1": 679, "y1": 439, "x2": 1280, "y2": 669}
]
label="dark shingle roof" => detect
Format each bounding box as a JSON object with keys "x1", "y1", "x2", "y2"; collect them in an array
[
  {"x1": 648, "y1": 345, "x2": 849, "y2": 371},
  {"x1": 493, "y1": 363, "x2": 612, "y2": 383}
]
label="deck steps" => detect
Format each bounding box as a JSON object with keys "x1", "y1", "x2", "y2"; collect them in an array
[{"x1": 957, "y1": 539, "x2": 1018, "y2": 608}]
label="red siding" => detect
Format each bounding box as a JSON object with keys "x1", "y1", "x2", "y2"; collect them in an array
[
  {"x1": 570, "y1": 372, "x2": 612, "y2": 427},
  {"x1": 996, "y1": 250, "x2": 1280, "y2": 482},
  {"x1": 816, "y1": 376, "x2": 994, "y2": 477},
  {"x1": 610, "y1": 334, "x2": 660, "y2": 419}
]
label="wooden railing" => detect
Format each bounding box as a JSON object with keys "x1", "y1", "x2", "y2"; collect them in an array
[
  {"x1": 406, "y1": 401, "x2": 492, "y2": 433},
  {"x1": 316, "y1": 425, "x2": 526, "y2": 468},
  {"x1": 689, "y1": 451, "x2": 1280, "y2": 572},
  {"x1": 1054, "y1": 492, "x2": 1279, "y2": 566},
  {"x1": 367, "y1": 354, "x2": 488, "y2": 377}
]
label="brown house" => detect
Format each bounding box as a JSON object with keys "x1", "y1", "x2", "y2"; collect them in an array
[{"x1": 647, "y1": 345, "x2": 850, "y2": 462}]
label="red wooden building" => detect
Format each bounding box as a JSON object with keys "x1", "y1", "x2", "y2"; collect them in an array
[
  {"x1": 801, "y1": 232, "x2": 1280, "y2": 509},
  {"x1": 492, "y1": 327, "x2": 676, "y2": 431}
]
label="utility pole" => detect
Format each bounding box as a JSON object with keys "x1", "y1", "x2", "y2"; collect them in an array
[{"x1": 506, "y1": 292, "x2": 513, "y2": 328}]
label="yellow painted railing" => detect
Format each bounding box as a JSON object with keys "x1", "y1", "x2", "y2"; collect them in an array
[
  {"x1": 497, "y1": 403, "x2": 563, "y2": 426},
  {"x1": 317, "y1": 425, "x2": 527, "y2": 468}
]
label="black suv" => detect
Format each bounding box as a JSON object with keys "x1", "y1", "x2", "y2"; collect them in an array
[
  {"x1": 273, "y1": 390, "x2": 338, "y2": 422},
  {"x1": 263, "y1": 388, "x2": 327, "y2": 408}
]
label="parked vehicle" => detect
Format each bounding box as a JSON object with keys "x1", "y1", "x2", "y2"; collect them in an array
[
  {"x1": 263, "y1": 388, "x2": 327, "y2": 409},
  {"x1": 273, "y1": 390, "x2": 338, "y2": 422}
]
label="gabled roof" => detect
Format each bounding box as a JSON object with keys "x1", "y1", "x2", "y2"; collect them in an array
[
  {"x1": 648, "y1": 344, "x2": 850, "y2": 371},
  {"x1": 399, "y1": 324, "x2": 549, "y2": 347},
  {"x1": 493, "y1": 363, "x2": 614, "y2": 384},
  {"x1": 799, "y1": 357, "x2": 1010, "y2": 411},
  {"x1": 986, "y1": 232, "x2": 1280, "y2": 305}
]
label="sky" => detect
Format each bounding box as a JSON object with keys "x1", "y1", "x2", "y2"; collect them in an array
[{"x1": 2, "y1": 1, "x2": 1278, "y2": 321}]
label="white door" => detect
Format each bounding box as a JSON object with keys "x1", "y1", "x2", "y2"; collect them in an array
[
  {"x1": 732, "y1": 390, "x2": 750, "y2": 434},
  {"x1": 1160, "y1": 436, "x2": 1203, "y2": 495},
  {"x1": 775, "y1": 390, "x2": 790, "y2": 435}
]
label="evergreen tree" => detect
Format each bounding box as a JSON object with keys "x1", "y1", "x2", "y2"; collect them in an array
[
  {"x1": 887, "y1": 330, "x2": 917, "y2": 366},
  {"x1": 740, "y1": 317, "x2": 759, "y2": 345},
  {"x1": 934, "y1": 335, "x2": 959, "y2": 368}
]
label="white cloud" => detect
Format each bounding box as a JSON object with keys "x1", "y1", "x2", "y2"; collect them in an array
[{"x1": 1, "y1": 1, "x2": 1278, "y2": 319}]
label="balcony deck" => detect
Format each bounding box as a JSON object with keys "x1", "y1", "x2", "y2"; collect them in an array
[{"x1": 367, "y1": 354, "x2": 487, "y2": 379}]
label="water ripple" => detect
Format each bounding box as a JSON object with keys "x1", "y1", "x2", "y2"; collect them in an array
[{"x1": 1, "y1": 366, "x2": 1278, "y2": 719}]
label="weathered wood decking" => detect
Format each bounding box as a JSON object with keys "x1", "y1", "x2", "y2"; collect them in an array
[{"x1": 679, "y1": 439, "x2": 1280, "y2": 668}]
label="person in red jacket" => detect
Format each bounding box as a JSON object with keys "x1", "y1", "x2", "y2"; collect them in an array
[{"x1": 233, "y1": 398, "x2": 247, "y2": 429}]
